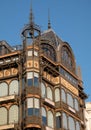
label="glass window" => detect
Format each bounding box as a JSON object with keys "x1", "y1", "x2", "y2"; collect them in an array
[
  {"x1": 34, "y1": 51, "x2": 38, "y2": 56},
  {"x1": 76, "y1": 121, "x2": 80, "y2": 130},
  {"x1": 63, "y1": 112, "x2": 67, "y2": 129},
  {"x1": 47, "y1": 87, "x2": 53, "y2": 101},
  {"x1": 27, "y1": 72, "x2": 39, "y2": 87},
  {"x1": 34, "y1": 98, "x2": 40, "y2": 116},
  {"x1": 9, "y1": 105, "x2": 19, "y2": 124},
  {"x1": 42, "y1": 107, "x2": 47, "y2": 125},
  {"x1": 41, "y1": 82, "x2": 46, "y2": 98},
  {"x1": 48, "y1": 110, "x2": 54, "y2": 128},
  {"x1": 67, "y1": 93, "x2": 74, "y2": 108},
  {"x1": 0, "y1": 107, "x2": 7, "y2": 125},
  {"x1": 69, "y1": 116, "x2": 75, "y2": 130},
  {"x1": 0, "y1": 82, "x2": 8, "y2": 97},
  {"x1": 61, "y1": 89, "x2": 66, "y2": 103},
  {"x1": 56, "y1": 112, "x2": 61, "y2": 128},
  {"x1": 9, "y1": 80, "x2": 19, "y2": 95},
  {"x1": 55, "y1": 88, "x2": 60, "y2": 102},
  {"x1": 41, "y1": 43, "x2": 56, "y2": 62},
  {"x1": 61, "y1": 46, "x2": 74, "y2": 72},
  {"x1": 34, "y1": 72, "x2": 39, "y2": 87},
  {"x1": 27, "y1": 72, "x2": 33, "y2": 86},
  {"x1": 74, "y1": 98, "x2": 79, "y2": 111},
  {"x1": 27, "y1": 98, "x2": 39, "y2": 116},
  {"x1": 28, "y1": 50, "x2": 32, "y2": 56}
]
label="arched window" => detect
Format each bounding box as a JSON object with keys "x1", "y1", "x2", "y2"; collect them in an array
[
  {"x1": 63, "y1": 112, "x2": 67, "y2": 129},
  {"x1": 67, "y1": 93, "x2": 74, "y2": 108},
  {"x1": 0, "y1": 82, "x2": 8, "y2": 97},
  {"x1": 56, "y1": 112, "x2": 62, "y2": 128},
  {"x1": 61, "y1": 89, "x2": 66, "y2": 103},
  {"x1": 41, "y1": 43, "x2": 56, "y2": 62},
  {"x1": 61, "y1": 46, "x2": 74, "y2": 72},
  {"x1": 41, "y1": 107, "x2": 47, "y2": 125},
  {"x1": 76, "y1": 121, "x2": 80, "y2": 130},
  {"x1": 41, "y1": 82, "x2": 46, "y2": 98},
  {"x1": 48, "y1": 110, "x2": 54, "y2": 128},
  {"x1": 74, "y1": 98, "x2": 79, "y2": 111},
  {"x1": 9, "y1": 105, "x2": 19, "y2": 123},
  {"x1": 9, "y1": 80, "x2": 19, "y2": 95},
  {"x1": 69, "y1": 116, "x2": 75, "y2": 130},
  {"x1": 0, "y1": 107, "x2": 7, "y2": 125},
  {"x1": 55, "y1": 88, "x2": 60, "y2": 102},
  {"x1": 47, "y1": 87, "x2": 53, "y2": 101}
]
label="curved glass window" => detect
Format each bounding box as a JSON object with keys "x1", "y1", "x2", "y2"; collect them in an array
[
  {"x1": 55, "y1": 88, "x2": 60, "y2": 102},
  {"x1": 67, "y1": 93, "x2": 73, "y2": 108},
  {"x1": 69, "y1": 116, "x2": 75, "y2": 130},
  {"x1": 41, "y1": 43, "x2": 56, "y2": 62},
  {"x1": 41, "y1": 82, "x2": 46, "y2": 98},
  {"x1": 48, "y1": 110, "x2": 54, "y2": 128},
  {"x1": 61, "y1": 46, "x2": 74, "y2": 71},
  {"x1": 61, "y1": 89, "x2": 66, "y2": 103},
  {"x1": 9, "y1": 105, "x2": 19, "y2": 123},
  {"x1": 63, "y1": 112, "x2": 67, "y2": 129},
  {"x1": 9, "y1": 80, "x2": 19, "y2": 95},
  {"x1": 47, "y1": 87, "x2": 53, "y2": 100},
  {"x1": 0, "y1": 107, "x2": 7, "y2": 125},
  {"x1": 41, "y1": 107, "x2": 47, "y2": 125},
  {"x1": 0, "y1": 82, "x2": 8, "y2": 97},
  {"x1": 76, "y1": 121, "x2": 80, "y2": 130},
  {"x1": 56, "y1": 112, "x2": 62, "y2": 128},
  {"x1": 74, "y1": 98, "x2": 79, "y2": 111}
]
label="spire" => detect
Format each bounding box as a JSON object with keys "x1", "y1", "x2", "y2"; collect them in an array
[
  {"x1": 30, "y1": 0, "x2": 34, "y2": 25},
  {"x1": 48, "y1": 9, "x2": 51, "y2": 29}
]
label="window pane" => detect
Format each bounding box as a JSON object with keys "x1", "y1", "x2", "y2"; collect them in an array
[
  {"x1": 76, "y1": 121, "x2": 80, "y2": 130},
  {"x1": 34, "y1": 51, "x2": 38, "y2": 56},
  {"x1": 42, "y1": 107, "x2": 47, "y2": 125},
  {"x1": 28, "y1": 108, "x2": 33, "y2": 116},
  {"x1": 28, "y1": 50, "x2": 32, "y2": 56},
  {"x1": 9, "y1": 80, "x2": 19, "y2": 95},
  {"x1": 27, "y1": 98, "x2": 33, "y2": 108},
  {"x1": 27, "y1": 72, "x2": 33, "y2": 79},
  {"x1": 41, "y1": 83, "x2": 46, "y2": 98},
  {"x1": 55, "y1": 88, "x2": 60, "y2": 102},
  {"x1": 63, "y1": 112, "x2": 67, "y2": 129},
  {"x1": 0, "y1": 82, "x2": 8, "y2": 97},
  {"x1": 61, "y1": 89, "x2": 66, "y2": 103},
  {"x1": 9, "y1": 105, "x2": 19, "y2": 123},
  {"x1": 74, "y1": 98, "x2": 79, "y2": 111},
  {"x1": 47, "y1": 87, "x2": 53, "y2": 100},
  {"x1": 69, "y1": 116, "x2": 75, "y2": 130},
  {"x1": 34, "y1": 77, "x2": 38, "y2": 87},
  {"x1": 56, "y1": 112, "x2": 61, "y2": 128},
  {"x1": 34, "y1": 98, "x2": 39, "y2": 108},
  {"x1": 0, "y1": 107, "x2": 7, "y2": 125},
  {"x1": 67, "y1": 93, "x2": 73, "y2": 108},
  {"x1": 27, "y1": 79, "x2": 33, "y2": 86},
  {"x1": 48, "y1": 111, "x2": 54, "y2": 128}
]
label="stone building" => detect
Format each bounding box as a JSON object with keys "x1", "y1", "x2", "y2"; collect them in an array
[{"x1": 0, "y1": 5, "x2": 87, "y2": 130}]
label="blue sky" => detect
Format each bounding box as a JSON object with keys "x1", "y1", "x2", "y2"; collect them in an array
[{"x1": 0, "y1": 0, "x2": 91, "y2": 101}]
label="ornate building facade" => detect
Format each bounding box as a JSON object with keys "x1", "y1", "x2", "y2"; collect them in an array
[{"x1": 0, "y1": 6, "x2": 87, "y2": 130}]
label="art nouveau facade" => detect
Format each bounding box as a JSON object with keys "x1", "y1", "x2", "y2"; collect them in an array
[{"x1": 0, "y1": 7, "x2": 87, "y2": 130}]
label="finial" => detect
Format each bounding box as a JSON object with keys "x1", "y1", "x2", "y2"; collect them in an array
[
  {"x1": 48, "y1": 9, "x2": 51, "y2": 29},
  {"x1": 30, "y1": 0, "x2": 34, "y2": 25}
]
